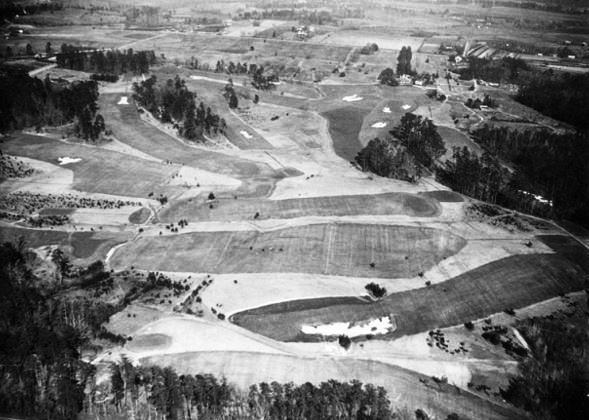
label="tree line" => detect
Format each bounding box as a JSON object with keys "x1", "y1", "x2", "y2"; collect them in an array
[
  {"x1": 56, "y1": 45, "x2": 156, "y2": 76},
  {"x1": 133, "y1": 75, "x2": 226, "y2": 141},
  {"x1": 105, "y1": 360, "x2": 394, "y2": 420},
  {"x1": 0, "y1": 69, "x2": 105, "y2": 141}
]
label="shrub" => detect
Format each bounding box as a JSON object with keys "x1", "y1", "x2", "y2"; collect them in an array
[
  {"x1": 365, "y1": 282, "x2": 387, "y2": 298},
  {"x1": 338, "y1": 335, "x2": 351, "y2": 350},
  {"x1": 464, "y1": 321, "x2": 474, "y2": 330}
]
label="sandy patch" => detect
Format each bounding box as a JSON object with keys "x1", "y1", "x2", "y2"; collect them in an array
[
  {"x1": 70, "y1": 206, "x2": 140, "y2": 226},
  {"x1": 382, "y1": 107, "x2": 392, "y2": 113},
  {"x1": 371, "y1": 122, "x2": 387, "y2": 128},
  {"x1": 302, "y1": 316, "x2": 395, "y2": 337},
  {"x1": 117, "y1": 96, "x2": 129, "y2": 105},
  {"x1": 342, "y1": 94, "x2": 363, "y2": 102},
  {"x1": 240, "y1": 130, "x2": 253, "y2": 139},
  {"x1": 401, "y1": 104, "x2": 411, "y2": 110},
  {"x1": 58, "y1": 157, "x2": 81, "y2": 165}
]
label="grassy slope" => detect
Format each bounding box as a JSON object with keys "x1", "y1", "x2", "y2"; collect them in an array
[
  {"x1": 232, "y1": 246, "x2": 589, "y2": 341},
  {"x1": 159, "y1": 191, "x2": 441, "y2": 222},
  {"x1": 111, "y1": 223, "x2": 466, "y2": 278},
  {"x1": 99, "y1": 94, "x2": 282, "y2": 198}
]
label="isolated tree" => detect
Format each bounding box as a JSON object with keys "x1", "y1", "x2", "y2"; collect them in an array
[
  {"x1": 396, "y1": 46, "x2": 413, "y2": 75},
  {"x1": 378, "y1": 68, "x2": 398, "y2": 86},
  {"x1": 25, "y1": 43, "x2": 34, "y2": 56},
  {"x1": 45, "y1": 42, "x2": 52, "y2": 55},
  {"x1": 229, "y1": 92, "x2": 238, "y2": 109}
]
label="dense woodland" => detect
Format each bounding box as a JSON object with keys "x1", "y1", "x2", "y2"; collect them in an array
[
  {"x1": 0, "y1": 69, "x2": 105, "y2": 140},
  {"x1": 516, "y1": 72, "x2": 589, "y2": 130},
  {"x1": 133, "y1": 75, "x2": 226, "y2": 141},
  {"x1": 501, "y1": 315, "x2": 589, "y2": 419},
  {"x1": 471, "y1": 126, "x2": 589, "y2": 226}
]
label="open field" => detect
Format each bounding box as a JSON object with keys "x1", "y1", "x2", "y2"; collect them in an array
[
  {"x1": 110, "y1": 223, "x2": 466, "y2": 278},
  {"x1": 232, "y1": 242, "x2": 589, "y2": 341},
  {"x1": 159, "y1": 191, "x2": 440, "y2": 222}
]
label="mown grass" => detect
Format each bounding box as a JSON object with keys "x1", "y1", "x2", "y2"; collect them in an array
[
  {"x1": 232, "y1": 244, "x2": 589, "y2": 342},
  {"x1": 111, "y1": 223, "x2": 465, "y2": 278},
  {"x1": 159, "y1": 192, "x2": 440, "y2": 222}
]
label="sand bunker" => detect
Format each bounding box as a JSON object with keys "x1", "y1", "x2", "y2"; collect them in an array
[
  {"x1": 371, "y1": 122, "x2": 387, "y2": 128},
  {"x1": 401, "y1": 104, "x2": 411, "y2": 110},
  {"x1": 342, "y1": 94, "x2": 363, "y2": 102},
  {"x1": 240, "y1": 130, "x2": 253, "y2": 139},
  {"x1": 117, "y1": 96, "x2": 129, "y2": 105},
  {"x1": 301, "y1": 316, "x2": 395, "y2": 337},
  {"x1": 58, "y1": 157, "x2": 81, "y2": 165},
  {"x1": 382, "y1": 107, "x2": 392, "y2": 113}
]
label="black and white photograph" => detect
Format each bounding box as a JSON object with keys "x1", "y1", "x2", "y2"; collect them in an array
[{"x1": 1, "y1": 1, "x2": 588, "y2": 419}]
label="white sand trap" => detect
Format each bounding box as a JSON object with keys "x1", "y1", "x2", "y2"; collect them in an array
[
  {"x1": 382, "y1": 107, "x2": 392, "y2": 113},
  {"x1": 371, "y1": 122, "x2": 387, "y2": 128},
  {"x1": 401, "y1": 104, "x2": 411, "y2": 110},
  {"x1": 301, "y1": 316, "x2": 395, "y2": 337},
  {"x1": 342, "y1": 94, "x2": 363, "y2": 102},
  {"x1": 240, "y1": 130, "x2": 253, "y2": 139},
  {"x1": 117, "y1": 96, "x2": 129, "y2": 105},
  {"x1": 58, "y1": 157, "x2": 81, "y2": 165}
]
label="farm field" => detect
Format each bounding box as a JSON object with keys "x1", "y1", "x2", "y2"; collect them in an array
[{"x1": 110, "y1": 223, "x2": 466, "y2": 278}]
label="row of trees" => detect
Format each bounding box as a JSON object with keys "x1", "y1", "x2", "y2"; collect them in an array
[
  {"x1": 355, "y1": 113, "x2": 446, "y2": 182},
  {"x1": 56, "y1": 45, "x2": 156, "y2": 76},
  {"x1": 106, "y1": 360, "x2": 393, "y2": 420},
  {"x1": 397, "y1": 46, "x2": 413, "y2": 75},
  {"x1": 133, "y1": 75, "x2": 226, "y2": 141},
  {"x1": 0, "y1": 69, "x2": 105, "y2": 141}
]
